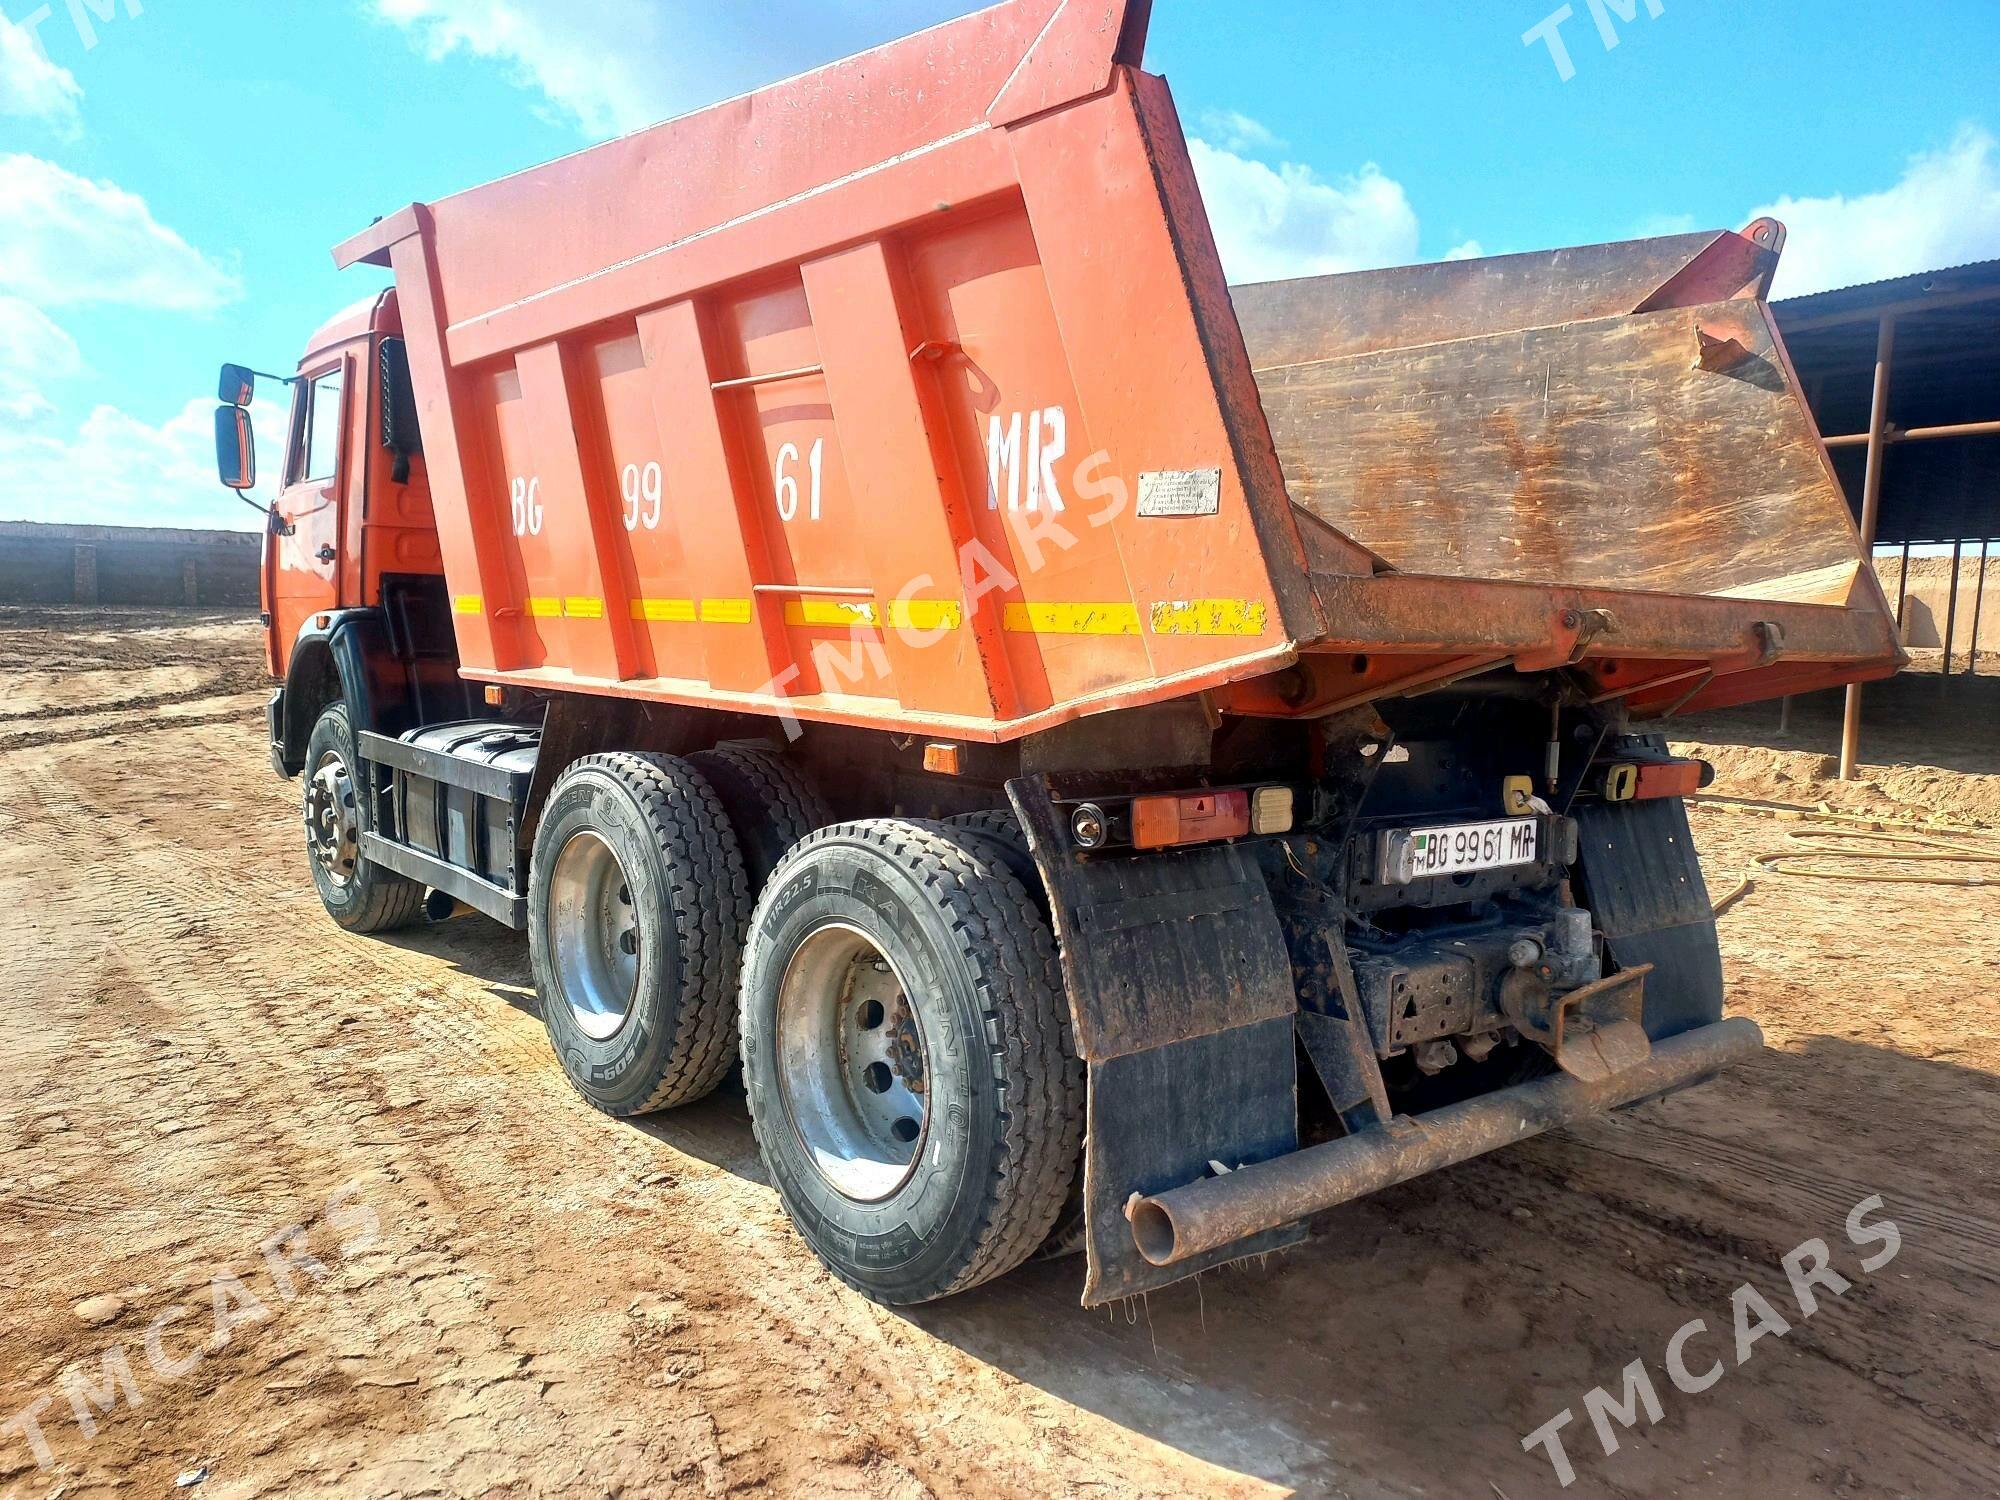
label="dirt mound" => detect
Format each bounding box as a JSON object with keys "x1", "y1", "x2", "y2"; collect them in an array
[{"x1": 1676, "y1": 739, "x2": 2000, "y2": 828}]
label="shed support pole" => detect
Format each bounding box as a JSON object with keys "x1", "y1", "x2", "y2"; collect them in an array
[
  {"x1": 1840, "y1": 316, "x2": 1896, "y2": 781},
  {"x1": 1940, "y1": 539, "x2": 1964, "y2": 695},
  {"x1": 1968, "y1": 538, "x2": 1991, "y2": 679},
  {"x1": 1895, "y1": 540, "x2": 1912, "y2": 628}
]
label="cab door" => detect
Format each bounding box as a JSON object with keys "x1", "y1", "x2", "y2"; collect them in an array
[{"x1": 269, "y1": 355, "x2": 352, "y2": 664}]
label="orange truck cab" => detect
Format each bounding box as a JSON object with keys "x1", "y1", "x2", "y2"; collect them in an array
[{"x1": 213, "y1": 0, "x2": 1900, "y2": 1308}]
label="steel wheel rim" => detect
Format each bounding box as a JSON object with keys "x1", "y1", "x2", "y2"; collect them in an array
[
  {"x1": 548, "y1": 830, "x2": 641, "y2": 1042},
  {"x1": 774, "y1": 922, "x2": 931, "y2": 1203},
  {"x1": 305, "y1": 748, "x2": 359, "y2": 888}
]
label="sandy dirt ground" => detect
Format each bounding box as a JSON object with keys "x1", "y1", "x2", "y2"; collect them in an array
[{"x1": 2, "y1": 607, "x2": 1997, "y2": 1499}]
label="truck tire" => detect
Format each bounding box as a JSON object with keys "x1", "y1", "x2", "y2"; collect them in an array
[
  {"x1": 739, "y1": 819, "x2": 1083, "y2": 1303},
  {"x1": 529, "y1": 753, "x2": 750, "y2": 1116},
  {"x1": 304, "y1": 702, "x2": 425, "y2": 934},
  {"x1": 942, "y1": 808, "x2": 1043, "y2": 899},
  {"x1": 943, "y1": 808, "x2": 1081, "y2": 1258},
  {"x1": 687, "y1": 744, "x2": 832, "y2": 894}
]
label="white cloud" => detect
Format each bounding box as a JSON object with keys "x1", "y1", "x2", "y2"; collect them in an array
[
  {"x1": 0, "y1": 154, "x2": 240, "y2": 312},
  {"x1": 367, "y1": 0, "x2": 968, "y2": 140},
  {"x1": 0, "y1": 396, "x2": 288, "y2": 531},
  {"x1": 1189, "y1": 138, "x2": 1421, "y2": 284},
  {"x1": 1443, "y1": 240, "x2": 1485, "y2": 262},
  {"x1": 1753, "y1": 126, "x2": 2000, "y2": 299},
  {"x1": 1198, "y1": 108, "x2": 1284, "y2": 156},
  {"x1": 369, "y1": 0, "x2": 671, "y2": 138},
  {"x1": 0, "y1": 12, "x2": 81, "y2": 131},
  {"x1": 0, "y1": 296, "x2": 84, "y2": 420}
]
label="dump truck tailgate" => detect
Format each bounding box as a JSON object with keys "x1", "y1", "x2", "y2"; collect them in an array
[
  {"x1": 1230, "y1": 227, "x2": 1904, "y2": 716},
  {"x1": 1236, "y1": 231, "x2": 1864, "y2": 604}
]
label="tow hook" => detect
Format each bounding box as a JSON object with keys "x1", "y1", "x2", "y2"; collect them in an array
[{"x1": 1503, "y1": 963, "x2": 1654, "y2": 1084}]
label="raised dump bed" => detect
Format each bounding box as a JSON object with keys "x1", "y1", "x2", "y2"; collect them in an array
[{"x1": 334, "y1": 0, "x2": 1898, "y2": 739}]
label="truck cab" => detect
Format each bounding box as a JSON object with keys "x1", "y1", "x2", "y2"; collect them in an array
[{"x1": 217, "y1": 290, "x2": 465, "y2": 780}]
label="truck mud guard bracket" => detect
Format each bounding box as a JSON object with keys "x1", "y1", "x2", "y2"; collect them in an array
[
  {"x1": 1572, "y1": 738, "x2": 1726, "y2": 1040},
  {"x1": 1007, "y1": 774, "x2": 1306, "y2": 1305}
]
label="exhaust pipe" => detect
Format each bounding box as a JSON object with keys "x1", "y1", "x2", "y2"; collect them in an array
[{"x1": 1130, "y1": 1017, "x2": 1764, "y2": 1267}]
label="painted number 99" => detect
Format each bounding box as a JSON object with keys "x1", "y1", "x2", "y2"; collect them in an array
[
  {"x1": 774, "y1": 439, "x2": 825, "y2": 522},
  {"x1": 622, "y1": 461, "x2": 663, "y2": 531},
  {"x1": 510, "y1": 476, "x2": 542, "y2": 537}
]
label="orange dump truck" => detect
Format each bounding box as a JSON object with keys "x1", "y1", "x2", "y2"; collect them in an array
[{"x1": 215, "y1": 0, "x2": 1901, "y2": 1305}]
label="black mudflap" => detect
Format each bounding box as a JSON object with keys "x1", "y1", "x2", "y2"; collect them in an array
[
  {"x1": 1009, "y1": 776, "x2": 1306, "y2": 1306},
  {"x1": 1572, "y1": 793, "x2": 1725, "y2": 1040}
]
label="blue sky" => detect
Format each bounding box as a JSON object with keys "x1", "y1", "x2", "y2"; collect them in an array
[{"x1": 3, "y1": 0, "x2": 1998, "y2": 530}]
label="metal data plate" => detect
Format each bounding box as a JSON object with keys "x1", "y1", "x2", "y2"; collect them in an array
[
  {"x1": 1379, "y1": 818, "x2": 1538, "y2": 885},
  {"x1": 1137, "y1": 467, "x2": 1222, "y2": 517}
]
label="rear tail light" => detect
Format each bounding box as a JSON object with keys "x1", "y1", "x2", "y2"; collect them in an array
[
  {"x1": 1132, "y1": 789, "x2": 1251, "y2": 850},
  {"x1": 1635, "y1": 760, "x2": 1705, "y2": 800},
  {"x1": 1605, "y1": 759, "x2": 1709, "y2": 802}
]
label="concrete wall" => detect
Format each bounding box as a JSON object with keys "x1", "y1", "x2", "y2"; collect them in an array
[
  {"x1": 0, "y1": 521, "x2": 260, "y2": 608},
  {"x1": 1880, "y1": 553, "x2": 1996, "y2": 652}
]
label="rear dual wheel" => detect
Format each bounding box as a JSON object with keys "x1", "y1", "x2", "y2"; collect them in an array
[
  {"x1": 529, "y1": 753, "x2": 750, "y2": 1116},
  {"x1": 526, "y1": 763, "x2": 1084, "y2": 1302},
  {"x1": 739, "y1": 820, "x2": 1083, "y2": 1304}
]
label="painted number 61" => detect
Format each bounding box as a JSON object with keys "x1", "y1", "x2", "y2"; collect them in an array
[{"x1": 774, "y1": 439, "x2": 825, "y2": 523}]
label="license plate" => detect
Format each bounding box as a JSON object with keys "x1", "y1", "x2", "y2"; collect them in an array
[{"x1": 1378, "y1": 818, "x2": 1538, "y2": 884}]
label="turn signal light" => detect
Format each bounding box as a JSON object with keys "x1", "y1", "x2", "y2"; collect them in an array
[
  {"x1": 1132, "y1": 789, "x2": 1251, "y2": 850},
  {"x1": 1250, "y1": 785, "x2": 1295, "y2": 835}
]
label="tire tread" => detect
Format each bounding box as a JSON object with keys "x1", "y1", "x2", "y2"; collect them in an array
[{"x1": 687, "y1": 744, "x2": 831, "y2": 891}]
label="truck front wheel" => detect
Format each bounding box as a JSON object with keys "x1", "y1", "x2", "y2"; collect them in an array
[
  {"x1": 739, "y1": 820, "x2": 1083, "y2": 1303},
  {"x1": 528, "y1": 753, "x2": 750, "y2": 1116},
  {"x1": 304, "y1": 703, "x2": 424, "y2": 934}
]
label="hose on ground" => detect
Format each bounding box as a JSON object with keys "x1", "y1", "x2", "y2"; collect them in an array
[{"x1": 1704, "y1": 818, "x2": 2000, "y2": 915}]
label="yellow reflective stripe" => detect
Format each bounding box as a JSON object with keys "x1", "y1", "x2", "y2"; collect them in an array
[
  {"x1": 525, "y1": 596, "x2": 561, "y2": 619},
  {"x1": 1150, "y1": 599, "x2": 1269, "y2": 637},
  {"x1": 629, "y1": 597, "x2": 698, "y2": 623},
  {"x1": 884, "y1": 599, "x2": 964, "y2": 632},
  {"x1": 784, "y1": 599, "x2": 879, "y2": 628},
  {"x1": 1003, "y1": 602, "x2": 1142, "y2": 636},
  {"x1": 699, "y1": 597, "x2": 753, "y2": 625},
  {"x1": 451, "y1": 594, "x2": 483, "y2": 616},
  {"x1": 562, "y1": 596, "x2": 604, "y2": 620}
]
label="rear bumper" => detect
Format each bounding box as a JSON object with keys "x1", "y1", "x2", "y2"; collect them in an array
[{"x1": 1129, "y1": 1016, "x2": 1764, "y2": 1267}]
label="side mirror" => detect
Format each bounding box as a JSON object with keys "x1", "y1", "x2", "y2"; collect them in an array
[
  {"x1": 219, "y1": 362, "x2": 256, "y2": 407},
  {"x1": 379, "y1": 338, "x2": 423, "y2": 482},
  {"x1": 215, "y1": 404, "x2": 256, "y2": 491}
]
